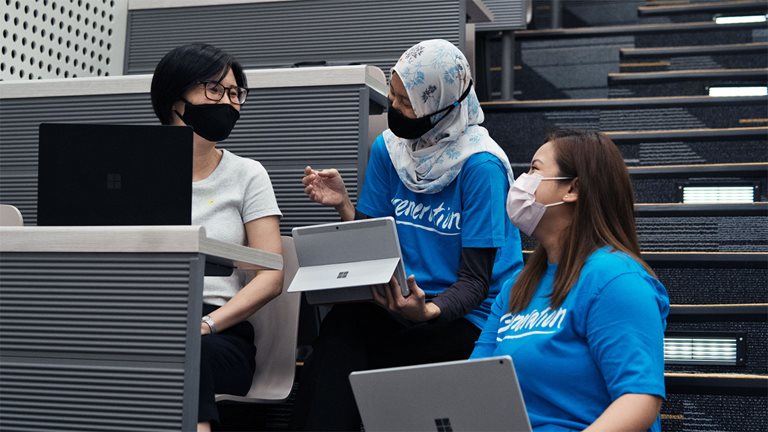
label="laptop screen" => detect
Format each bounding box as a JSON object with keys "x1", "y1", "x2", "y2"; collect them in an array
[{"x1": 37, "y1": 123, "x2": 193, "y2": 226}]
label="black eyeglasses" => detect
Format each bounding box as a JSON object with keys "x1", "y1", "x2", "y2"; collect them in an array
[{"x1": 198, "y1": 81, "x2": 249, "y2": 105}]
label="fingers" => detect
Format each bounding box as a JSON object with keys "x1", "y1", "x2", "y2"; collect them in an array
[
  {"x1": 370, "y1": 284, "x2": 387, "y2": 307},
  {"x1": 317, "y1": 168, "x2": 340, "y2": 178},
  {"x1": 302, "y1": 169, "x2": 316, "y2": 187},
  {"x1": 383, "y1": 278, "x2": 396, "y2": 310}
]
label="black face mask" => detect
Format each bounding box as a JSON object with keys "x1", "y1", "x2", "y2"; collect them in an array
[
  {"x1": 174, "y1": 100, "x2": 240, "y2": 142},
  {"x1": 387, "y1": 80, "x2": 473, "y2": 140}
]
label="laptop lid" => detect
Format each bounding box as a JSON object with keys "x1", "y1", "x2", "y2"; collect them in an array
[
  {"x1": 287, "y1": 217, "x2": 408, "y2": 304},
  {"x1": 349, "y1": 356, "x2": 532, "y2": 432},
  {"x1": 37, "y1": 123, "x2": 193, "y2": 226}
]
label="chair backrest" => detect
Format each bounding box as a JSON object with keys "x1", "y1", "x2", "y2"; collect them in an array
[
  {"x1": 0, "y1": 204, "x2": 23, "y2": 226},
  {"x1": 217, "y1": 235, "x2": 301, "y2": 403}
]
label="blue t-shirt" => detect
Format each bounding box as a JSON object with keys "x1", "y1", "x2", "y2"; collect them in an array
[
  {"x1": 357, "y1": 134, "x2": 524, "y2": 328},
  {"x1": 471, "y1": 247, "x2": 669, "y2": 431}
]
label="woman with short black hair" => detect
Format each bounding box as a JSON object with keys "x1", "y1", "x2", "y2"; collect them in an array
[{"x1": 151, "y1": 43, "x2": 284, "y2": 432}]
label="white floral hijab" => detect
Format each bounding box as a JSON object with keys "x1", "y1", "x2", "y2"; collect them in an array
[{"x1": 384, "y1": 39, "x2": 514, "y2": 194}]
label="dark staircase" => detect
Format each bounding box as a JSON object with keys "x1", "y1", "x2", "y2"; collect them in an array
[{"x1": 481, "y1": 1, "x2": 768, "y2": 430}]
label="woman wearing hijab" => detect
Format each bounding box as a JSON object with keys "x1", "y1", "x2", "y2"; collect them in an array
[{"x1": 291, "y1": 39, "x2": 524, "y2": 431}]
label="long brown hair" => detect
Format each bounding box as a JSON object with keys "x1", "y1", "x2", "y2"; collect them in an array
[{"x1": 508, "y1": 130, "x2": 656, "y2": 313}]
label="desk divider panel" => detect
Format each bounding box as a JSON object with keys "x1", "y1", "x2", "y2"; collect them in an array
[
  {"x1": 125, "y1": 0, "x2": 467, "y2": 77},
  {"x1": 0, "y1": 252, "x2": 205, "y2": 431},
  {"x1": 0, "y1": 66, "x2": 388, "y2": 232}
]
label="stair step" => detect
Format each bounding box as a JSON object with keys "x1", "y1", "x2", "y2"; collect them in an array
[
  {"x1": 669, "y1": 303, "x2": 768, "y2": 318},
  {"x1": 609, "y1": 67, "x2": 768, "y2": 82},
  {"x1": 634, "y1": 201, "x2": 767, "y2": 215},
  {"x1": 621, "y1": 42, "x2": 768, "y2": 58},
  {"x1": 608, "y1": 68, "x2": 767, "y2": 97},
  {"x1": 644, "y1": 252, "x2": 768, "y2": 305},
  {"x1": 516, "y1": 19, "x2": 764, "y2": 38},
  {"x1": 665, "y1": 372, "x2": 768, "y2": 396},
  {"x1": 605, "y1": 127, "x2": 767, "y2": 166},
  {"x1": 620, "y1": 42, "x2": 768, "y2": 73},
  {"x1": 663, "y1": 377, "x2": 766, "y2": 432},
  {"x1": 481, "y1": 97, "x2": 768, "y2": 165},
  {"x1": 519, "y1": 203, "x2": 768, "y2": 252},
  {"x1": 666, "y1": 304, "x2": 767, "y2": 376},
  {"x1": 505, "y1": 20, "x2": 764, "y2": 99},
  {"x1": 628, "y1": 162, "x2": 768, "y2": 203},
  {"x1": 628, "y1": 161, "x2": 768, "y2": 175},
  {"x1": 639, "y1": 0, "x2": 768, "y2": 16}
]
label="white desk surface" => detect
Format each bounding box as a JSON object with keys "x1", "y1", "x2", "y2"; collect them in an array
[
  {"x1": 0, "y1": 65, "x2": 387, "y2": 100},
  {"x1": 0, "y1": 225, "x2": 283, "y2": 271}
]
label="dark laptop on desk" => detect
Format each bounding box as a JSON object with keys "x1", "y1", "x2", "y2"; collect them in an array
[{"x1": 37, "y1": 123, "x2": 193, "y2": 226}]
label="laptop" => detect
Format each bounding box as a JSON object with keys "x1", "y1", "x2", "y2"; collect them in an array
[
  {"x1": 287, "y1": 217, "x2": 408, "y2": 305},
  {"x1": 37, "y1": 123, "x2": 193, "y2": 226},
  {"x1": 350, "y1": 356, "x2": 531, "y2": 432}
]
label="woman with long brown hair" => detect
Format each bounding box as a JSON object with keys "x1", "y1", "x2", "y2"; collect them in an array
[{"x1": 472, "y1": 130, "x2": 669, "y2": 431}]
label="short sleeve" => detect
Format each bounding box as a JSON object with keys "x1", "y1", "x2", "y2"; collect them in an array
[
  {"x1": 470, "y1": 278, "x2": 514, "y2": 358},
  {"x1": 357, "y1": 135, "x2": 394, "y2": 218},
  {"x1": 242, "y1": 160, "x2": 282, "y2": 223},
  {"x1": 460, "y1": 155, "x2": 509, "y2": 248},
  {"x1": 586, "y1": 272, "x2": 669, "y2": 400}
]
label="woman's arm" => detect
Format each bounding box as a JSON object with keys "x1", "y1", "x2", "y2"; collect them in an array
[
  {"x1": 201, "y1": 215, "x2": 284, "y2": 334},
  {"x1": 470, "y1": 278, "x2": 513, "y2": 358},
  {"x1": 584, "y1": 394, "x2": 662, "y2": 432},
  {"x1": 584, "y1": 271, "x2": 668, "y2": 429},
  {"x1": 371, "y1": 247, "x2": 496, "y2": 323},
  {"x1": 430, "y1": 247, "x2": 497, "y2": 322}
]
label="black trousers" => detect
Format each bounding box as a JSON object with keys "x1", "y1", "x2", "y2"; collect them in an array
[
  {"x1": 290, "y1": 302, "x2": 481, "y2": 431},
  {"x1": 198, "y1": 303, "x2": 256, "y2": 424}
]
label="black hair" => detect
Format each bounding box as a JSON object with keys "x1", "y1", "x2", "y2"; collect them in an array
[{"x1": 150, "y1": 43, "x2": 247, "y2": 125}]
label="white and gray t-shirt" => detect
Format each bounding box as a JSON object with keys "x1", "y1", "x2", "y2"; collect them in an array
[{"x1": 192, "y1": 149, "x2": 282, "y2": 305}]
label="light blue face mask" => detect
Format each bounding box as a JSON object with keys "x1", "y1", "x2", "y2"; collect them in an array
[{"x1": 506, "y1": 172, "x2": 573, "y2": 236}]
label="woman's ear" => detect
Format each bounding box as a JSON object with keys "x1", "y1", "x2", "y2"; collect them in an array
[{"x1": 563, "y1": 178, "x2": 579, "y2": 203}]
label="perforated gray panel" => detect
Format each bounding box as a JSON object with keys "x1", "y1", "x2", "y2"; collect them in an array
[
  {"x1": 1, "y1": 0, "x2": 126, "y2": 81},
  {"x1": 0, "y1": 85, "x2": 373, "y2": 232},
  {"x1": 0, "y1": 252, "x2": 203, "y2": 431},
  {"x1": 125, "y1": 0, "x2": 465, "y2": 75}
]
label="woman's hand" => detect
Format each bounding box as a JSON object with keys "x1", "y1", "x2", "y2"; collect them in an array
[
  {"x1": 302, "y1": 166, "x2": 355, "y2": 221},
  {"x1": 303, "y1": 166, "x2": 348, "y2": 207},
  {"x1": 371, "y1": 275, "x2": 441, "y2": 322}
]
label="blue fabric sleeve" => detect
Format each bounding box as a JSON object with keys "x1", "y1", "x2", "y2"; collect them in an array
[
  {"x1": 470, "y1": 278, "x2": 512, "y2": 358},
  {"x1": 586, "y1": 272, "x2": 668, "y2": 401},
  {"x1": 460, "y1": 156, "x2": 509, "y2": 248},
  {"x1": 356, "y1": 135, "x2": 393, "y2": 218}
]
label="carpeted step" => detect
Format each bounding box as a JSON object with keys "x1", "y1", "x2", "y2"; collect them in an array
[
  {"x1": 663, "y1": 372, "x2": 767, "y2": 432},
  {"x1": 481, "y1": 96, "x2": 768, "y2": 164},
  {"x1": 608, "y1": 68, "x2": 768, "y2": 97},
  {"x1": 619, "y1": 42, "x2": 768, "y2": 73},
  {"x1": 628, "y1": 162, "x2": 768, "y2": 203},
  {"x1": 606, "y1": 127, "x2": 768, "y2": 166},
  {"x1": 639, "y1": 0, "x2": 768, "y2": 24},
  {"x1": 488, "y1": 20, "x2": 765, "y2": 99}
]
